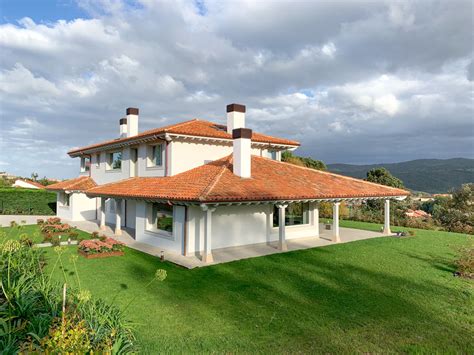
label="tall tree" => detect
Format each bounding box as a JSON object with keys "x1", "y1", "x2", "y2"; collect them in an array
[{"x1": 366, "y1": 167, "x2": 404, "y2": 188}]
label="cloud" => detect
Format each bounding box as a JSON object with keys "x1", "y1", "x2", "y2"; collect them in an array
[{"x1": 0, "y1": 0, "x2": 472, "y2": 178}]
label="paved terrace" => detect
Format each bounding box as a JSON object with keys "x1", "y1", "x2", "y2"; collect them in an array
[{"x1": 0, "y1": 215, "x2": 387, "y2": 269}]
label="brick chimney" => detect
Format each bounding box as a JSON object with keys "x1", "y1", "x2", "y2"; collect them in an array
[
  {"x1": 126, "y1": 107, "x2": 139, "y2": 137},
  {"x1": 119, "y1": 118, "x2": 127, "y2": 138},
  {"x1": 226, "y1": 103, "x2": 245, "y2": 134},
  {"x1": 232, "y1": 128, "x2": 252, "y2": 178}
]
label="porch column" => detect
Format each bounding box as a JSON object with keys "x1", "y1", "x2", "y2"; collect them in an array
[
  {"x1": 202, "y1": 205, "x2": 216, "y2": 263},
  {"x1": 277, "y1": 204, "x2": 288, "y2": 251},
  {"x1": 100, "y1": 197, "x2": 106, "y2": 230},
  {"x1": 313, "y1": 202, "x2": 320, "y2": 237},
  {"x1": 115, "y1": 199, "x2": 122, "y2": 236},
  {"x1": 332, "y1": 202, "x2": 340, "y2": 243},
  {"x1": 383, "y1": 199, "x2": 391, "y2": 235}
]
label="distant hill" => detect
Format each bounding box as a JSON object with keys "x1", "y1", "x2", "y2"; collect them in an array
[{"x1": 327, "y1": 158, "x2": 474, "y2": 194}]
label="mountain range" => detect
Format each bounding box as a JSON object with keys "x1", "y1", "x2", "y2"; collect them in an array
[{"x1": 327, "y1": 158, "x2": 474, "y2": 194}]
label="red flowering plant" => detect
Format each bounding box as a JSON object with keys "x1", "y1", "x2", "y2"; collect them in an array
[
  {"x1": 79, "y1": 238, "x2": 125, "y2": 255},
  {"x1": 41, "y1": 223, "x2": 72, "y2": 234}
]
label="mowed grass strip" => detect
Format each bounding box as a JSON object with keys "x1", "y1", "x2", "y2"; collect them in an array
[{"x1": 9, "y1": 222, "x2": 471, "y2": 353}]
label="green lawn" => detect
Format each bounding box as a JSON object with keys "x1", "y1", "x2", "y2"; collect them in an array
[
  {"x1": 4, "y1": 222, "x2": 473, "y2": 353},
  {"x1": 0, "y1": 224, "x2": 92, "y2": 243}
]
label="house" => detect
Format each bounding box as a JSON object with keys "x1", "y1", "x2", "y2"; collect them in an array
[
  {"x1": 47, "y1": 104, "x2": 409, "y2": 262},
  {"x1": 13, "y1": 179, "x2": 45, "y2": 189}
]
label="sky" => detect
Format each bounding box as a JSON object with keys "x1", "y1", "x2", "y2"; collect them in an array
[{"x1": 0, "y1": 0, "x2": 472, "y2": 179}]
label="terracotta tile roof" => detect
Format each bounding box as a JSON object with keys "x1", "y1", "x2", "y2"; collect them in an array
[
  {"x1": 68, "y1": 119, "x2": 299, "y2": 156},
  {"x1": 86, "y1": 156, "x2": 409, "y2": 203},
  {"x1": 46, "y1": 176, "x2": 97, "y2": 192}
]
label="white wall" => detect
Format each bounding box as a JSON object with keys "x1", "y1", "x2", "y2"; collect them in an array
[
  {"x1": 56, "y1": 192, "x2": 97, "y2": 222},
  {"x1": 13, "y1": 180, "x2": 41, "y2": 189},
  {"x1": 134, "y1": 201, "x2": 185, "y2": 254},
  {"x1": 186, "y1": 203, "x2": 319, "y2": 254},
  {"x1": 170, "y1": 139, "x2": 267, "y2": 175}
]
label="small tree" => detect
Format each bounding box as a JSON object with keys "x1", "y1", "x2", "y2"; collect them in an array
[{"x1": 31, "y1": 172, "x2": 39, "y2": 181}]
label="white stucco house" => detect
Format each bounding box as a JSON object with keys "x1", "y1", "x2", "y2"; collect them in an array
[
  {"x1": 47, "y1": 104, "x2": 409, "y2": 263},
  {"x1": 13, "y1": 179, "x2": 45, "y2": 189}
]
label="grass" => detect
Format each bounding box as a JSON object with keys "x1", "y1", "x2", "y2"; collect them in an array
[
  {"x1": 0, "y1": 224, "x2": 92, "y2": 243},
  {"x1": 0, "y1": 187, "x2": 56, "y2": 215},
  {"x1": 3, "y1": 221, "x2": 473, "y2": 353}
]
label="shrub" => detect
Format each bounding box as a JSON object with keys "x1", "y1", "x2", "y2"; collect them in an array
[
  {"x1": 0, "y1": 188, "x2": 56, "y2": 215},
  {"x1": 79, "y1": 238, "x2": 125, "y2": 255},
  {"x1": 91, "y1": 231, "x2": 99, "y2": 239},
  {"x1": 0, "y1": 239, "x2": 136, "y2": 352},
  {"x1": 10, "y1": 221, "x2": 18, "y2": 228},
  {"x1": 19, "y1": 233, "x2": 33, "y2": 247},
  {"x1": 454, "y1": 240, "x2": 473, "y2": 279},
  {"x1": 37, "y1": 218, "x2": 45, "y2": 225}
]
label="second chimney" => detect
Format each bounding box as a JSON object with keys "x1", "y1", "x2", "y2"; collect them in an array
[
  {"x1": 226, "y1": 103, "x2": 245, "y2": 134},
  {"x1": 126, "y1": 107, "x2": 139, "y2": 137},
  {"x1": 119, "y1": 118, "x2": 127, "y2": 138},
  {"x1": 233, "y1": 128, "x2": 252, "y2": 178}
]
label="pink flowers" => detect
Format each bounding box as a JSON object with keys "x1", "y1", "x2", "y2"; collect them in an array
[
  {"x1": 79, "y1": 238, "x2": 125, "y2": 254},
  {"x1": 41, "y1": 223, "x2": 72, "y2": 234}
]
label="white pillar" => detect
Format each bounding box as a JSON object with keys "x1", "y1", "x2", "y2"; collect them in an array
[
  {"x1": 100, "y1": 197, "x2": 106, "y2": 230},
  {"x1": 202, "y1": 205, "x2": 215, "y2": 263},
  {"x1": 313, "y1": 202, "x2": 320, "y2": 237},
  {"x1": 115, "y1": 199, "x2": 122, "y2": 236},
  {"x1": 277, "y1": 204, "x2": 288, "y2": 251},
  {"x1": 332, "y1": 202, "x2": 340, "y2": 242},
  {"x1": 383, "y1": 199, "x2": 391, "y2": 235}
]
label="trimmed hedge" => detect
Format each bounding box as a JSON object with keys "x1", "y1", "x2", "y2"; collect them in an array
[{"x1": 0, "y1": 188, "x2": 56, "y2": 215}]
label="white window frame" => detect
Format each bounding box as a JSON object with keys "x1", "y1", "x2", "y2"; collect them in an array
[
  {"x1": 272, "y1": 202, "x2": 310, "y2": 228},
  {"x1": 60, "y1": 192, "x2": 70, "y2": 208},
  {"x1": 145, "y1": 202, "x2": 174, "y2": 238},
  {"x1": 95, "y1": 154, "x2": 100, "y2": 167},
  {"x1": 106, "y1": 151, "x2": 122, "y2": 171},
  {"x1": 80, "y1": 156, "x2": 91, "y2": 172},
  {"x1": 147, "y1": 143, "x2": 165, "y2": 168}
]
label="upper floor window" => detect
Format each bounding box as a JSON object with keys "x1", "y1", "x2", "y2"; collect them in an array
[
  {"x1": 273, "y1": 202, "x2": 309, "y2": 227},
  {"x1": 107, "y1": 151, "x2": 122, "y2": 170},
  {"x1": 80, "y1": 157, "x2": 90, "y2": 172},
  {"x1": 148, "y1": 143, "x2": 164, "y2": 167}
]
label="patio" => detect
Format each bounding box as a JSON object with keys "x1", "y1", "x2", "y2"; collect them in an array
[{"x1": 64, "y1": 218, "x2": 387, "y2": 268}]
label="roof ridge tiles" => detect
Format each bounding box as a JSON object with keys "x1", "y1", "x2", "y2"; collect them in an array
[{"x1": 199, "y1": 155, "x2": 233, "y2": 201}]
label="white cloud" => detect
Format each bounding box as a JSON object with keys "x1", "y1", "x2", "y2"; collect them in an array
[{"x1": 0, "y1": 0, "x2": 472, "y2": 178}]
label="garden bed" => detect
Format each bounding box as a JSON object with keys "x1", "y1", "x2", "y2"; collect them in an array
[{"x1": 78, "y1": 249, "x2": 124, "y2": 259}]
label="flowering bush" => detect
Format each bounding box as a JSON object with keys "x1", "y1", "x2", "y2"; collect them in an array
[
  {"x1": 46, "y1": 217, "x2": 61, "y2": 224},
  {"x1": 79, "y1": 238, "x2": 125, "y2": 255},
  {"x1": 41, "y1": 223, "x2": 72, "y2": 234}
]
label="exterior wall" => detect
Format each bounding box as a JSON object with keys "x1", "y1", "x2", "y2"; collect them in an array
[
  {"x1": 56, "y1": 192, "x2": 72, "y2": 220},
  {"x1": 169, "y1": 139, "x2": 267, "y2": 175},
  {"x1": 76, "y1": 138, "x2": 283, "y2": 181},
  {"x1": 134, "y1": 201, "x2": 185, "y2": 254},
  {"x1": 88, "y1": 147, "x2": 131, "y2": 185},
  {"x1": 136, "y1": 142, "x2": 166, "y2": 177},
  {"x1": 56, "y1": 192, "x2": 97, "y2": 222},
  {"x1": 186, "y1": 203, "x2": 319, "y2": 254}
]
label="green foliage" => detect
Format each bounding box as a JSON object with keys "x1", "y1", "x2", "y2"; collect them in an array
[
  {"x1": 327, "y1": 158, "x2": 474, "y2": 193},
  {"x1": 366, "y1": 167, "x2": 404, "y2": 188},
  {"x1": 0, "y1": 188, "x2": 56, "y2": 215},
  {"x1": 0, "y1": 240, "x2": 136, "y2": 353},
  {"x1": 282, "y1": 151, "x2": 327, "y2": 170},
  {"x1": 454, "y1": 238, "x2": 473, "y2": 279}
]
